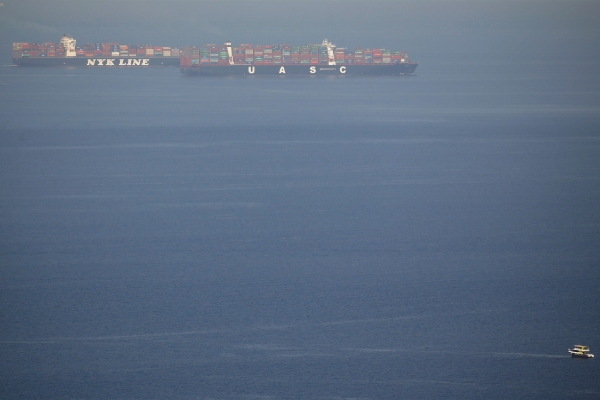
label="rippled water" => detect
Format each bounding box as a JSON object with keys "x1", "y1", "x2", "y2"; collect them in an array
[{"x1": 1, "y1": 54, "x2": 599, "y2": 399}]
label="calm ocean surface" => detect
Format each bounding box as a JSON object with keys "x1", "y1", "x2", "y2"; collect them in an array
[{"x1": 1, "y1": 56, "x2": 599, "y2": 399}]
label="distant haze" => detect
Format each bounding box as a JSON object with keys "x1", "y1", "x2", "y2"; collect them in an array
[{"x1": 1, "y1": 0, "x2": 600, "y2": 64}]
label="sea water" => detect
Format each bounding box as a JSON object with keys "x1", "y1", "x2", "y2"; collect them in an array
[{"x1": 1, "y1": 56, "x2": 599, "y2": 399}]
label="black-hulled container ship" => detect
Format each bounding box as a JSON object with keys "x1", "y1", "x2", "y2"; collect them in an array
[
  {"x1": 12, "y1": 35, "x2": 180, "y2": 67},
  {"x1": 180, "y1": 40, "x2": 418, "y2": 76}
]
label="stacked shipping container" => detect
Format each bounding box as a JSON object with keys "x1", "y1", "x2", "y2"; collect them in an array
[
  {"x1": 14, "y1": 37, "x2": 414, "y2": 70},
  {"x1": 13, "y1": 40, "x2": 180, "y2": 59},
  {"x1": 181, "y1": 41, "x2": 411, "y2": 68}
]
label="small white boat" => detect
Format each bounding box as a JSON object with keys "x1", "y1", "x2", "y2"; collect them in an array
[{"x1": 568, "y1": 345, "x2": 594, "y2": 358}]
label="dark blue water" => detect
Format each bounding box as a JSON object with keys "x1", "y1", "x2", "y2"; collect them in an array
[{"x1": 1, "y1": 58, "x2": 599, "y2": 399}]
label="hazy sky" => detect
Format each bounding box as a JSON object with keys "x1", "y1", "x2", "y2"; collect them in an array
[{"x1": 1, "y1": 0, "x2": 600, "y2": 62}]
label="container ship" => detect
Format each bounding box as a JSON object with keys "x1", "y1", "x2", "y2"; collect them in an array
[
  {"x1": 180, "y1": 39, "x2": 418, "y2": 76},
  {"x1": 12, "y1": 35, "x2": 180, "y2": 67}
]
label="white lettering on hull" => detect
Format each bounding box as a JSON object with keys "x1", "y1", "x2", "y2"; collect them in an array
[
  {"x1": 279, "y1": 66, "x2": 286, "y2": 74},
  {"x1": 310, "y1": 66, "x2": 316, "y2": 74},
  {"x1": 86, "y1": 59, "x2": 150, "y2": 66},
  {"x1": 248, "y1": 66, "x2": 255, "y2": 74},
  {"x1": 340, "y1": 66, "x2": 347, "y2": 74}
]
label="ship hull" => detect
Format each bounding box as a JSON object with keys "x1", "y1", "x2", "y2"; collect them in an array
[
  {"x1": 570, "y1": 352, "x2": 594, "y2": 358},
  {"x1": 570, "y1": 354, "x2": 594, "y2": 358},
  {"x1": 12, "y1": 57, "x2": 180, "y2": 67},
  {"x1": 180, "y1": 63, "x2": 418, "y2": 76}
]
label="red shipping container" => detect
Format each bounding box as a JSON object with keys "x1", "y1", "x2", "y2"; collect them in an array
[{"x1": 180, "y1": 56, "x2": 192, "y2": 67}]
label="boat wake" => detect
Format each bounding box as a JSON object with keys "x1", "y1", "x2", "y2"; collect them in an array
[
  {"x1": 348, "y1": 348, "x2": 567, "y2": 359},
  {"x1": 488, "y1": 351, "x2": 567, "y2": 359}
]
